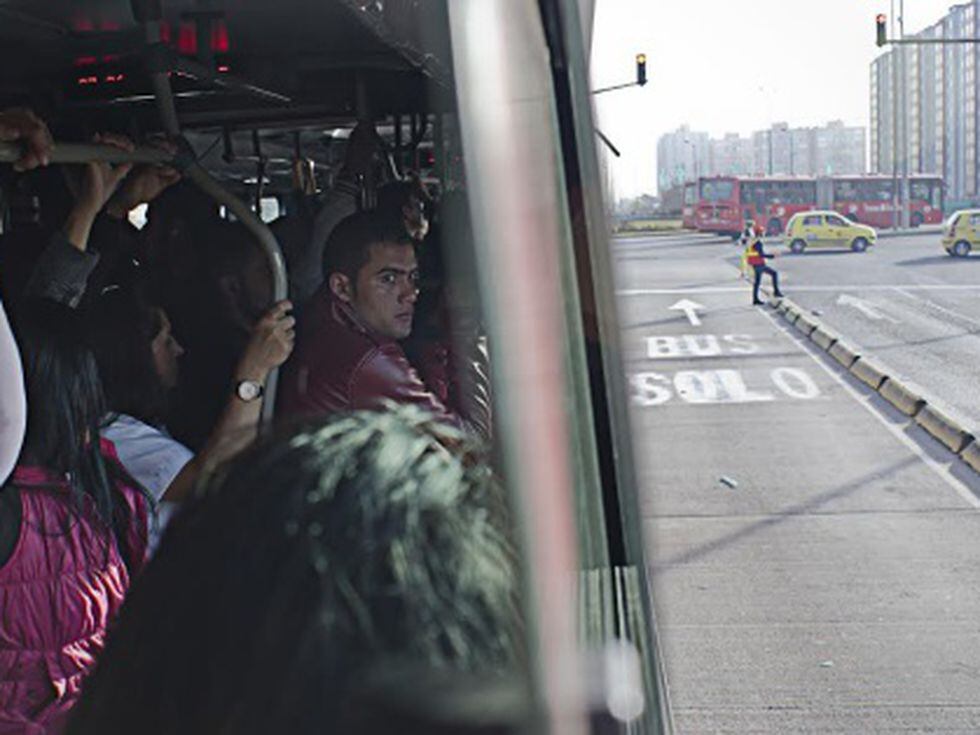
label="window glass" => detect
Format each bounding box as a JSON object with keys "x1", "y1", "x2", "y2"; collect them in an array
[
  {"x1": 826, "y1": 215, "x2": 847, "y2": 226},
  {"x1": 700, "y1": 180, "x2": 735, "y2": 201},
  {"x1": 803, "y1": 215, "x2": 823, "y2": 226}
]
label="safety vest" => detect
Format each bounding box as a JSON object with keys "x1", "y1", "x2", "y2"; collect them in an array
[{"x1": 744, "y1": 241, "x2": 765, "y2": 267}]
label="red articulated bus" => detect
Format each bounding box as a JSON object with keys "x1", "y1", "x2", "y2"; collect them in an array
[
  {"x1": 694, "y1": 176, "x2": 817, "y2": 238},
  {"x1": 818, "y1": 175, "x2": 944, "y2": 228}
]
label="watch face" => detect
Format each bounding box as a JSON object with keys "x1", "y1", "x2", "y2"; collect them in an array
[{"x1": 237, "y1": 380, "x2": 263, "y2": 401}]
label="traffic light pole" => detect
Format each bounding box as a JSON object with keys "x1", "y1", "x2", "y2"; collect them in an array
[
  {"x1": 900, "y1": 0, "x2": 909, "y2": 230},
  {"x1": 592, "y1": 54, "x2": 647, "y2": 157},
  {"x1": 890, "y1": 2, "x2": 899, "y2": 230},
  {"x1": 876, "y1": 5, "x2": 980, "y2": 230},
  {"x1": 592, "y1": 53, "x2": 647, "y2": 95}
]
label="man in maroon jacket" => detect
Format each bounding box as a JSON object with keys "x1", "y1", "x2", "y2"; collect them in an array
[{"x1": 278, "y1": 211, "x2": 490, "y2": 439}]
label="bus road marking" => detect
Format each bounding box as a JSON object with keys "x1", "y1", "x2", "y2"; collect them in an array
[
  {"x1": 630, "y1": 367, "x2": 820, "y2": 407},
  {"x1": 646, "y1": 334, "x2": 758, "y2": 359},
  {"x1": 668, "y1": 299, "x2": 705, "y2": 326},
  {"x1": 837, "y1": 294, "x2": 901, "y2": 323}
]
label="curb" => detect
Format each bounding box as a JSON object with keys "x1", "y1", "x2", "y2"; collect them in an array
[
  {"x1": 810, "y1": 325, "x2": 837, "y2": 351},
  {"x1": 850, "y1": 357, "x2": 887, "y2": 390},
  {"x1": 961, "y1": 442, "x2": 980, "y2": 474},
  {"x1": 828, "y1": 341, "x2": 860, "y2": 369},
  {"x1": 915, "y1": 404, "x2": 974, "y2": 454},
  {"x1": 794, "y1": 312, "x2": 818, "y2": 335},
  {"x1": 879, "y1": 378, "x2": 925, "y2": 417},
  {"x1": 769, "y1": 295, "x2": 980, "y2": 479}
]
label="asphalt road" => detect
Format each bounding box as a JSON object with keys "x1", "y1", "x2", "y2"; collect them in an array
[
  {"x1": 614, "y1": 231, "x2": 980, "y2": 733},
  {"x1": 761, "y1": 230, "x2": 980, "y2": 433}
]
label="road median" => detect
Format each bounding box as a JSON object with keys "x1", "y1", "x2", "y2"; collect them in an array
[
  {"x1": 767, "y1": 295, "x2": 980, "y2": 478},
  {"x1": 915, "y1": 405, "x2": 974, "y2": 454}
]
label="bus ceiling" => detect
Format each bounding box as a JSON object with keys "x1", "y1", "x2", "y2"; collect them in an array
[{"x1": 0, "y1": 0, "x2": 454, "y2": 131}]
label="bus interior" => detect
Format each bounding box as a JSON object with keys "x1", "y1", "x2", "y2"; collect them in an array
[{"x1": 0, "y1": 1, "x2": 667, "y2": 733}]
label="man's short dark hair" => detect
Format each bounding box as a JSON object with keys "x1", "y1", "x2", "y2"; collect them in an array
[{"x1": 322, "y1": 210, "x2": 412, "y2": 282}]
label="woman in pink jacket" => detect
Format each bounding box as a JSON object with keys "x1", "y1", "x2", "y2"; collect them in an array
[{"x1": 0, "y1": 301, "x2": 149, "y2": 734}]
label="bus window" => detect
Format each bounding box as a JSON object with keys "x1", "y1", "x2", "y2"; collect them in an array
[
  {"x1": 0, "y1": 1, "x2": 663, "y2": 733},
  {"x1": 700, "y1": 180, "x2": 735, "y2": 201}
]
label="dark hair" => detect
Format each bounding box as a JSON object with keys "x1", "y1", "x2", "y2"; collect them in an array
[
  {"x1": 69, "y1": 405, "x2": 523, "y2": 735},
  {"x1": 13, "y1": 300, "x2": 148, "y2": 556},
  {"x1": 322, "y1": 210, "x2": 413, "y2": 282},
  {"x1": 199, "y1": 220, "x2": 265, "y2": 282},
  {"x1": 86, "y1": 285, "x2": 170, "y2": 427}
]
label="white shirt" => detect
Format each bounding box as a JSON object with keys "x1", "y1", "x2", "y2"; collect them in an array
[
  {"x1": 102, "y1": 414, "x2": 193, "y2": 555},
  {"x1": 0, "y1": 300, "x2": 25, "y2": 485}
]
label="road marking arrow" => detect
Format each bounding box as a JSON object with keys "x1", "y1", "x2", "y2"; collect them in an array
[
  {"x1": 836, "y1": 294, "x2": 900, "y2": 323},
  {"x1": 669, "y1": 299, "x2": 705, "y2": 326}
]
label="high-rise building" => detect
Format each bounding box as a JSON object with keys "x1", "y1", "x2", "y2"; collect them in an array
[
  {"x1": 656, "y1": 125, "x2": 710, "y2": 191},
  {"x1": 657, "y1": 121, "x2": 865, "y2": 191},
  {"x1": 816, "y1": 121, "x2": 866, "y2": 175},
  {"x1": 709, "y1": 133, "x2": 754, "y2": 176},
  {"x1": 870, "y1": 2, "x2": 979, "y2": 205}
]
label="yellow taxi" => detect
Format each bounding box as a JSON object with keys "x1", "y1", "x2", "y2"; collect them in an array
[
  {"x1": 941, "y1": 209, "x2": 980, "y2": 257},
  {"x1": 784, "y1": 210, "x2": 877, "y2": 253}
]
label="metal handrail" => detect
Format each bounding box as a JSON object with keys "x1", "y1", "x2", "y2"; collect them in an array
[
  {"x1": 0, "y1": 141, "x2": 171, "y2": 166},
  {"x1": 1, "y1": 135, "x2": 290, "y2": 424}
]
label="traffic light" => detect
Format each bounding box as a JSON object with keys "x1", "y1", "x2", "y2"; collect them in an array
[
  {"x1": 876, "y1": 14, "x2": 887, "y2": 47},
  {"x1": 636, "y1": 53, "x2": 647, "y2": 86}
]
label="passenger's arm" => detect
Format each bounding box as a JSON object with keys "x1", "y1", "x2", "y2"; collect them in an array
[
  {"x1": 161, "y1": 300, "x2": 295, "y2": 502},
  {"x1": 0, "y1": 299, "x2": 26, "y2": 484},
  {"x1": 103, "y1": 139, "x2": 180, "y2": 222},
  {"x1": 0, "y1": 108, "x2": 52, "y2": 172},
  {"x1": 26, "y1": 134, "x2": 135, "y2": 306},
  {"x1": 408, "y1": 335, "x2": 493, "y2": 442},
  {"x1": 351, "y1": 344, "x2": 488, "y2": 439},
  {"x1": 63, "y1": 133, "x2": 135, "y2": 251}
]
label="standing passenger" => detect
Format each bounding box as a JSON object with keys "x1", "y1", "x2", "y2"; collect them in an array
[
  {"x1": 87, "y1": 286, "x2": 294, "y2": 551},
  {"x1": 0, "y1": 302, "x2": 149, "y2": 733}
]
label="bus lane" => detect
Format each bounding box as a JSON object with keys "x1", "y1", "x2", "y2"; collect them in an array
[{"x1": 622, "y1": 287, "x2": 980, "y2": 732}]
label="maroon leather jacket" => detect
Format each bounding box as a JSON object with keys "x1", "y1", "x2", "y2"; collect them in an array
[{"x1": 278, "y1": 288, "x2": 491, "y2": 439}]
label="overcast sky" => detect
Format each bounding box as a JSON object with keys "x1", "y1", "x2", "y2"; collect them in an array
[{"x1": 590, "y1": 0, "x2": 954, "y2": 200}]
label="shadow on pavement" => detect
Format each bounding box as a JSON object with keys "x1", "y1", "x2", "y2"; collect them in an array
[
  {"x1": 656, "y1": 456, "x2": 921, "y2": 569},
  {"x1": 894, "y1": 255, "x2": 980, "y2": 267}
]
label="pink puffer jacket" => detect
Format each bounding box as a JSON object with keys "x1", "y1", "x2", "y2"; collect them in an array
[{"x1": 0, "y1": 441, "x2": 147, "y2": 734}]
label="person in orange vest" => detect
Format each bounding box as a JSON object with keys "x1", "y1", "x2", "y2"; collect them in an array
[{"x1": 745, "y1": 224, "x2": 784, "y2": 305}]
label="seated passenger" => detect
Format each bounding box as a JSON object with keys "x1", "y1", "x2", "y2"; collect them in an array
[
  {"x1": 277, "y1": 211, "x2": 490, "y2": 438},
  {"x1": 0, "y1": 300, "x2": 149, "y2": 733},
  {"x1": 87, "y1": 284, "x2": 294, "y2": 551},
  {"x1": 66, "y1": 406, "x2": 521, "y2": 735}
]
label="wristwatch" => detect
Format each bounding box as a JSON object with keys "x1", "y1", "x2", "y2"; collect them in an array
[{"x1": 235, "y1": 379, "x2": 264, "y2": 402}]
